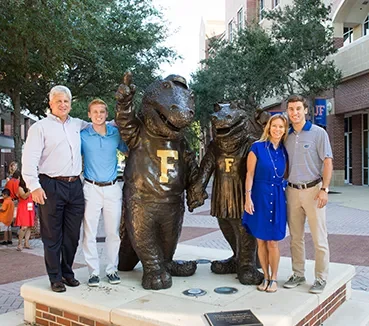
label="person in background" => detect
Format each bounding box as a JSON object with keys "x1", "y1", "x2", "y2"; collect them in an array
[
  {"x1": 5, "y1": 170, "x2": 21, "y2": 200},
  {"x1": 14, "y1": 174, "x2": 35, "y2": 251},
  {"x1": 81, "y1": 99, "x2": 128, "y2": 287},
  {"x1": 243, "y1": 114, "x2": 289, "y2": 293},
  {"x1": 0, "y1": 189, "x2": 15, "y2": 245},
  {"x1": 6, "y1": 161, "x2": 18, "y2": 182},
  {"x1": 283, "y1": 94, "x2": 333, "y2": 294},
  {"x1": 22, "y1": 85, "x2": 88, "y2": 293}
]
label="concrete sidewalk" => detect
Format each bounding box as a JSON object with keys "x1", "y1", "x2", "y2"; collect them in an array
[{"x1": 1, "y1": 184, "x2": 369, "y2": 323}]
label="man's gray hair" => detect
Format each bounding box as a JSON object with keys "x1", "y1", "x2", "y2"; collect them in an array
[{"x1": 49, "y1": 85, "x2": 72, "y2": 101}]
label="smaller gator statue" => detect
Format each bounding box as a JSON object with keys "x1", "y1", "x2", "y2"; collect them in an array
[
  {"x1": 189, "y1": 101, "x2": 270, "y2": 285},
  {"x1": 115, "y1": 72, "x2": 206, "y2": 290}
]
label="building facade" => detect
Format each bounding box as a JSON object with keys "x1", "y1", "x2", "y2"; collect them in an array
[
  {"x1": 217, "y1": 0, "x2": 369, "y2": 186},
  {"x1": 0, "y1": 108, "x2": 37, "y2": 183}
]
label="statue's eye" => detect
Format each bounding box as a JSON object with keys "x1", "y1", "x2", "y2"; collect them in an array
[
  {"x1": 214, "y1": 103, "x2": 221, "y2": 112},
  {"x1": 163, "y1": 81, "x2": 172, "y2": 89}
]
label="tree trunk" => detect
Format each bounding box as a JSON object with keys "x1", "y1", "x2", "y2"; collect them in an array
[{"x1": 11, "y1": 90, "x2": 23, "y2": 169}]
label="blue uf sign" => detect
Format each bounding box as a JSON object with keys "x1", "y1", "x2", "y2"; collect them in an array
[{"x1": 314, "y1": 98, "x2": 327, "y2": 127}]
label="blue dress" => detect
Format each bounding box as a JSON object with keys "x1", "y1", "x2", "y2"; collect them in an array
[{"x1": 242, "y1": 141, "x2": 287, "y2": 241}]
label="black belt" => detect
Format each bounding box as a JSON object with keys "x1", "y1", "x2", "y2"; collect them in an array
[
  {"x1": 288, "y1": 178, "x2": 321, "y2": 190},
  {"x1": 85, "y1": 178, "x2": 117, "y2": 187},
  {"x1": 43, "y1": 175, "x2": 79, "y2": 182}
]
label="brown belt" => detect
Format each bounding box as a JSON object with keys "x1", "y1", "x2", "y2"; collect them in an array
[
  {"x1": 288, "y1": 178, "x2": 322, "y2": 190},
  {"x1": 85, "y1": 178, "x2": 117, "y2": 187},
  {"x1": 52, "y1": 176, "x2": 79, "y2": 182}
]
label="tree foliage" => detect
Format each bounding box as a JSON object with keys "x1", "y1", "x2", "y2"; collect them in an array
[
  {"x1": 191, "y1": 0, "x2": 342, "y2": 130},
  {"x1": 264, "y1": 0, "x2": 342, "y2": 96},
  {"x1": 0, "y1": 0, "x2": 176, "y2": 163}
]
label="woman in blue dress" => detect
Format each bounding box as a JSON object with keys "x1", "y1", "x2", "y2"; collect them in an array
[{"x1": 242, "y1": 114, "x2": 288, "y2": 293}]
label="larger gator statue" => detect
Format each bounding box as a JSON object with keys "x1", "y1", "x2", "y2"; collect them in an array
[
  {"x1": 190, "y1": 101, "x2": 269, "y2": 285},
  {"x1": 115, "y1": 72, "x2": 206, "y2": 290}
]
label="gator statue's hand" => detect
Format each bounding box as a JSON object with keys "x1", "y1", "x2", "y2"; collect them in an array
[
  {"x1": 115, "y1": 71, "x2": 136, "y2": 106},
  {"x1": 187, "y1": 184, "x2": 208, "y2": 212}
]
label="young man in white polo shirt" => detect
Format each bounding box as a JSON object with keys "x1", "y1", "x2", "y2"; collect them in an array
[
  {"x1": 81, "y1": 99, "x2": 128, "y2": 286},
  {"x1": 283, "y1": 94, "x2": 333, "y2": 294}
]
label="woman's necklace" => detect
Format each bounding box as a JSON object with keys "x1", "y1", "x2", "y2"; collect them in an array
[{"x1": 267, "y1": 144, "x2": 286, "y2": 179}]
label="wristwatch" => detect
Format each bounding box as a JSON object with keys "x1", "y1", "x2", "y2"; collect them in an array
[{"x1": 320, "y1": 187, "x2": 329, "y2": 193}]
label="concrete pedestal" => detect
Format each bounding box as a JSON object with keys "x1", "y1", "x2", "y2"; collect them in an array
[{"x1": 21, "y1": 244, "x2": 355, "y2": 326}]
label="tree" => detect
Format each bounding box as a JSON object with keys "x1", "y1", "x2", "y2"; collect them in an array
[
  {"x1": 264, "y1": 0, "x2": 341, "y2": 98},
  {"x1": 0, "y1": 0, "x2": 176, "y2": 163},
  {"x1": 191, "y1": 24, "x2": 282, "y2": 130},
  {"x1": 191, "y1": 0, "x2": 341, "y2": 131}
]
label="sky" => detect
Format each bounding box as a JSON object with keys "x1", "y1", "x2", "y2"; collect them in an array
[{"x1": 152, "y1": 0, "x2": 225, "y2": 83}]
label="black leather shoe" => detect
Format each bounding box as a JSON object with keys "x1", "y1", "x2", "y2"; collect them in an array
[
  {"x1": 62, "y1": 277, "x2": 80, "y2": 287},
  {"x1": 51, "y1": 282, "x2": 66, "y2": 293}
]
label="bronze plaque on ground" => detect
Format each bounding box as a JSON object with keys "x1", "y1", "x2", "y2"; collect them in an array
[{"x1": 204, "y1": 309, "x2": 263, "y2": 326}]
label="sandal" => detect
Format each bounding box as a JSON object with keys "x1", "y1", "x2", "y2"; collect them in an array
[
  {"x1": 257, "y1": 279, "x2": 269, "y2": 291},
  {"x1": 266, "y1": 280, "x2": 278, "y2": 293},
  {"x1": 16, "y1": 246, "x2": 22, "y2": 251}
]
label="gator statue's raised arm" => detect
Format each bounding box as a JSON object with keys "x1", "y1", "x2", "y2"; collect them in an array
[
  {"x1": 115, "y1": 72, "x2": 206, "y2": 290},
  {"x1": 190, "y1": 102, "x2": 270, "y2": 285}
]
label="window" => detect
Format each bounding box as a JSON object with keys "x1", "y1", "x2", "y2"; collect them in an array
[
  {"x1": 344, "y1": 117, "x2": 352, "y2": 184},
  {"x1": 364, "y1": 15, "x2": 369, "y2": 36},
  {"x1": 273, "y1": 0, "x2": 280, "y2": 8},
  {"x1": 343, "y1": 27, "x2": 353, "y2": 46},
  {"x1": 228, "y1": 20, "x2": 233, "y2": 42},
  {"x1": 363, "y1": 115, "x2": 368, "y2": 185},
  {"x1": 237, "y1": 8, "x2": 244, "y2": 30},
  {"x1": 259, "y1": 0, "x2": 264, "y2": 21}
]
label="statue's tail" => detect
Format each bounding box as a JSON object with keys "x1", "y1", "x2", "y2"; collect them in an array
[{"x1": 118, "y1": 205, "x2": 140, "y2": 271}]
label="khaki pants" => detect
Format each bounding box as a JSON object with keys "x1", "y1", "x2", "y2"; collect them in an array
[{"x1": 286, "y1": 183, "x2": 329, "y2": 280}]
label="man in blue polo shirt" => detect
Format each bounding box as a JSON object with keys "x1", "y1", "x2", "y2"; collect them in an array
[{"x1": 81, "y1": 99, "x2": 128, "y2": 287}]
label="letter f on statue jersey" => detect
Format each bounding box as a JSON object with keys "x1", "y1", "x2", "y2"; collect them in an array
[{"x1": 157, "y1": 150, "x2": 178, "y2": 183}]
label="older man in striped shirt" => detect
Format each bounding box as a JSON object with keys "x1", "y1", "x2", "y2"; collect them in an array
[{"x1": 22, "y1": 86, "x2": 88, "y2": 293}]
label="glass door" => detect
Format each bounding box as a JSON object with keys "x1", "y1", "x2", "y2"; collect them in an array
[
  {"x1": 363, "y1": 114, "x2": 368, "y2": 185},
  {"x1": 344, "y1": 117, "x2": 352, "y2": 184}
]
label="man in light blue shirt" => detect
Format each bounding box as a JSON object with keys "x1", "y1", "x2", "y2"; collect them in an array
[{"x1": 81, "y1": 99, "x2": 128, "y2": 287}]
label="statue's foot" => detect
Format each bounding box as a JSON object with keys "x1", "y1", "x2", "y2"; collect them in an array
[
  {"x1": 237, "y1": 265, "x2": 264, "y2": 285},
  {"x1": 211, "y1": 256, "x2": 237, "y2": 274},
  {"x1": 142, "y1": 270, "x2": 172, "y2": 290},
  {"x1": 165, "y1": 260, "x2": 197, "y2": 276}
]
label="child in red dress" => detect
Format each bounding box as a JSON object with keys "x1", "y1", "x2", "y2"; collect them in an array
[{"x1": 14, "y1": 174, "x2": 35, "y2": 251}]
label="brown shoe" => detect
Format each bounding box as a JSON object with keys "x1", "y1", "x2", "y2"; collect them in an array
[
  {"x1": 62, "y1": 277, "x2": 80, "y2": 287},
  {"x1": 51, "y1": 282, "x2": 66, "y2": 293}
]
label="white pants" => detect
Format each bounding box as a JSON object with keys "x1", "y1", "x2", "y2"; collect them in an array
[{"x1": 82, "y1": 181, "x2": 122, "y2": 276}]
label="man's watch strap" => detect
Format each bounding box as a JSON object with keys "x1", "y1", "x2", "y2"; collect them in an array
[{"x1": 321, "y1": 187, "x2": 329, "y2": 193}]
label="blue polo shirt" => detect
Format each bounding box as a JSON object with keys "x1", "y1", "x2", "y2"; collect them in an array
[{"x1": 81, "y1": 124, "x2": 128, "y2": 182}]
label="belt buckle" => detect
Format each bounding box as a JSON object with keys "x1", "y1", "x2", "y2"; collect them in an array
[{"x1": 68, "y1": 177, "x2": 73, "y2": 182}]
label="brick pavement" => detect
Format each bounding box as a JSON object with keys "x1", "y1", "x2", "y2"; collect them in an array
[{"x1": 1, "y1": 184, "x2": 369, "y2": 317}]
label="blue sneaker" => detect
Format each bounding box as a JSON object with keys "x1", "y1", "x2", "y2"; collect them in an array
[
  {"x1": 88, "y1": 275, "x2": 100, "y2": 287},
  {"x1": 107, "y1": 272, "x2": 121, "y2": 285}
]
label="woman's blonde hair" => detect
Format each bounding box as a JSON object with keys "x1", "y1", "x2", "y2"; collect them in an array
[
  {"x1": 259, "y1": 114, "x2": 289, "y2": 143},
  {"x1": 9, "y1": 161, "x2": 18, "y2": 174}
]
